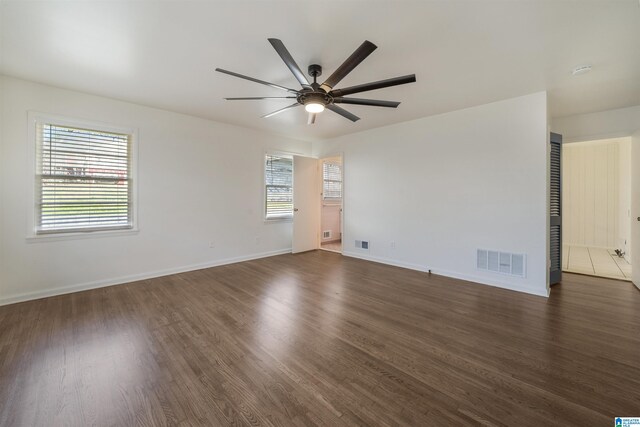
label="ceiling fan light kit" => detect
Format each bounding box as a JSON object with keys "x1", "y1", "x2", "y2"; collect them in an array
[
  {"x1": 305, "y1": 102, "x2": 325, "y2": 114},
  {"x1": 216, "y1": 38, "x2": 416, "y2": 124}
]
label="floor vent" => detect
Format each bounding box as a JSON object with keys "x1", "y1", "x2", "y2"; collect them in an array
[
  {"x1": 477, "y1": 249, "x2": 526, "y2": 277},
  {"x1": 323, "y1": 230, "x2": 331, "y2": 239}
]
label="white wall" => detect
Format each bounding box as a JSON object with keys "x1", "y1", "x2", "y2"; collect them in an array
[
  {"x1": 633, "y1": 130, "x2": 640, "y2": 288},
  {"x1": 552, "y1": 105, "x2": 640, "y2": 143},
  {"x1": 0, "y1": 78, "x2": 5, "y2": 300},
  {"x1": 562, "y1": 138, "x2": 631, "y2": 250},
  {"x1": 314, "y1": 92, "x2": 549, "y2": 296},
  {"x1": 618, "y1": 138, "x2": 632, "y2": 260},
  {"x1": 0, "y1": 76, "x2": 312, "y2": 305}
]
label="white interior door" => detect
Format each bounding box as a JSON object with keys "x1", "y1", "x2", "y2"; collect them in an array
[
  {"x1": 632, "y1": 131, "x2": 640, "y2": 289},
  {"x1": 292, "y1": 155, "x2": 320, "y2": 253}
]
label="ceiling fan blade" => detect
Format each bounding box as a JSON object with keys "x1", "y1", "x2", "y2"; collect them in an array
[
  {"x1": 268, "y1": 38, "x2": 312, "y2": 89},
  {"x1": 261, "y1": 103, "x2": 301, "y2": 119},
  {"x1": 215, "y1": 68, "x2": 299, "y2": 94},
  {"x1": 224, "y1": 97, "x2": 297, "y2": 100},
  {"x1": 333, "y1": 98, "x2": 400, "y2": 108},
  {"x1": 319, "y1": 40, "x2": 377, "y2": 93},
  {"x1": 307, "y1": 113, "x2": 317, "y2": 125},
  {"x1": 326, "y1": 104, "x2": 360, "y2": 122},
  {"x1": 330, "y1": 74, "x2": 416, "y2": 97}
]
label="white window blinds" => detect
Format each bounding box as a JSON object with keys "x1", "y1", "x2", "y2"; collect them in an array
[
  {"x1": 323, "y1": 162, "x2": 342, "y2": 200},
  {"x1": 36, "y1": 123, "x2": 133, "y2": 233},
  {"x1": 265, "y1": 154, "x2": 293, "y2": 219}
]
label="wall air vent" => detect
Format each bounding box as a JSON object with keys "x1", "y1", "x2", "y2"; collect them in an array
[
  {"x1": 323, "y1": 230, "x2": 331, "y2": 239},
  {"x1": 355, "y1": 240, "x2": 369, "y2": 250},
  {"x1": 477, "y1": 249, "x2": 526, "y2": 278}
]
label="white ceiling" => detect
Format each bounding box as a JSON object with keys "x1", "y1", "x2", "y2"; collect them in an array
[{"x1": 1, "y1": 1, "x2": 639, "y2": 141}]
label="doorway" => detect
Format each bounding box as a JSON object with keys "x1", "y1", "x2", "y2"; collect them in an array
[
  {"x1": 319, "y1": 156, "x2": 343, "y2": 253},
  {"x1": 561, "y1": 137, "x2": 633, "y2": 281}
]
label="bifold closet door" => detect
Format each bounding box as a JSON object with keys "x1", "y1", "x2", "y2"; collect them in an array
[{"x1": 550, "y1": 132, "x2": 562, "y2": 286}]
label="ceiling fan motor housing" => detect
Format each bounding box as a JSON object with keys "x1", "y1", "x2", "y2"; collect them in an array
[{"x1": 298, "y1": 91, "x2": 332, "y2": 107}]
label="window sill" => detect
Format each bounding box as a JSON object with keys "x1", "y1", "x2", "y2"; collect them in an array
[
  {"x1": 26, "y1": 228, "x2": 140, "y2": 243},
  {"x1": 264, "y1": 217, "x2": 293, "y2": 224}
]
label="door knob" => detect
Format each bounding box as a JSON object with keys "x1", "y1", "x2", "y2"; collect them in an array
[{"x1": 294, "y1": 208, "x2": 299, "y2": 212}]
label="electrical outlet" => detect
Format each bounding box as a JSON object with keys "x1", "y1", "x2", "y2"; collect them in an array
[
  {"x1": 255, "y1": 236, "x2": 261, "y2": 245},
  {"x1": 390, "y1": 241, "x2": 396, "y2": 249},
  {"x1": 208, "y1": 241, "x2": 216, "y2": 248}
]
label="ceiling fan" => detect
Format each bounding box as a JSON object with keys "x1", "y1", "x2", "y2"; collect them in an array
[{"x1": 216, "y1": 39, "x2": 416, "y2": 124}]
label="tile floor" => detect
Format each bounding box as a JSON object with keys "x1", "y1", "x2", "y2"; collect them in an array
[{"x1": 563, "y1": 245, "x2": 632, "y2": 281}]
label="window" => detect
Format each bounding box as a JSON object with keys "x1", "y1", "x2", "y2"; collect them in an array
[
  {"x1": 35, "y1": 121, "x2": 134, "y2": 234},
  {"x1": 265, "y1": 154, "x2": 293, "y2": 219},
  {"x1": 323, "y1": 162, "x2": 342, "y2": 200}
]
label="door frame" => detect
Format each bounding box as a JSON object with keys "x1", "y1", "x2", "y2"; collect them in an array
[
  {"x1": 556, "y1": 135, "x2": 636, "y2": 285},
  {"x1": 632, "y1": 130, "x2": 639, "y2": 289},
  {"x1": 318, "y1": 152, "x2": 344, "y2": 254}
]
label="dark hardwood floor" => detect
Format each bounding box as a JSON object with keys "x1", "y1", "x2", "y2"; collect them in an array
[{"x1": 0, "y1": 250, "x2": 638, "y2": 426}]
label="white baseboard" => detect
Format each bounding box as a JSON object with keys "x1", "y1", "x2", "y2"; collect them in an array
[
  {"x1": 342, "y1": 251, "x2": 549, "y2": 298},
  {"x1": 0, "y1": 248, "x2": 292, "y2": 307}
]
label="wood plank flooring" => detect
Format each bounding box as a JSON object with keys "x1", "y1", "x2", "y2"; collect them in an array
[{"x1": 1, "y1": 251, "x2": 639, "y2": 426}]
